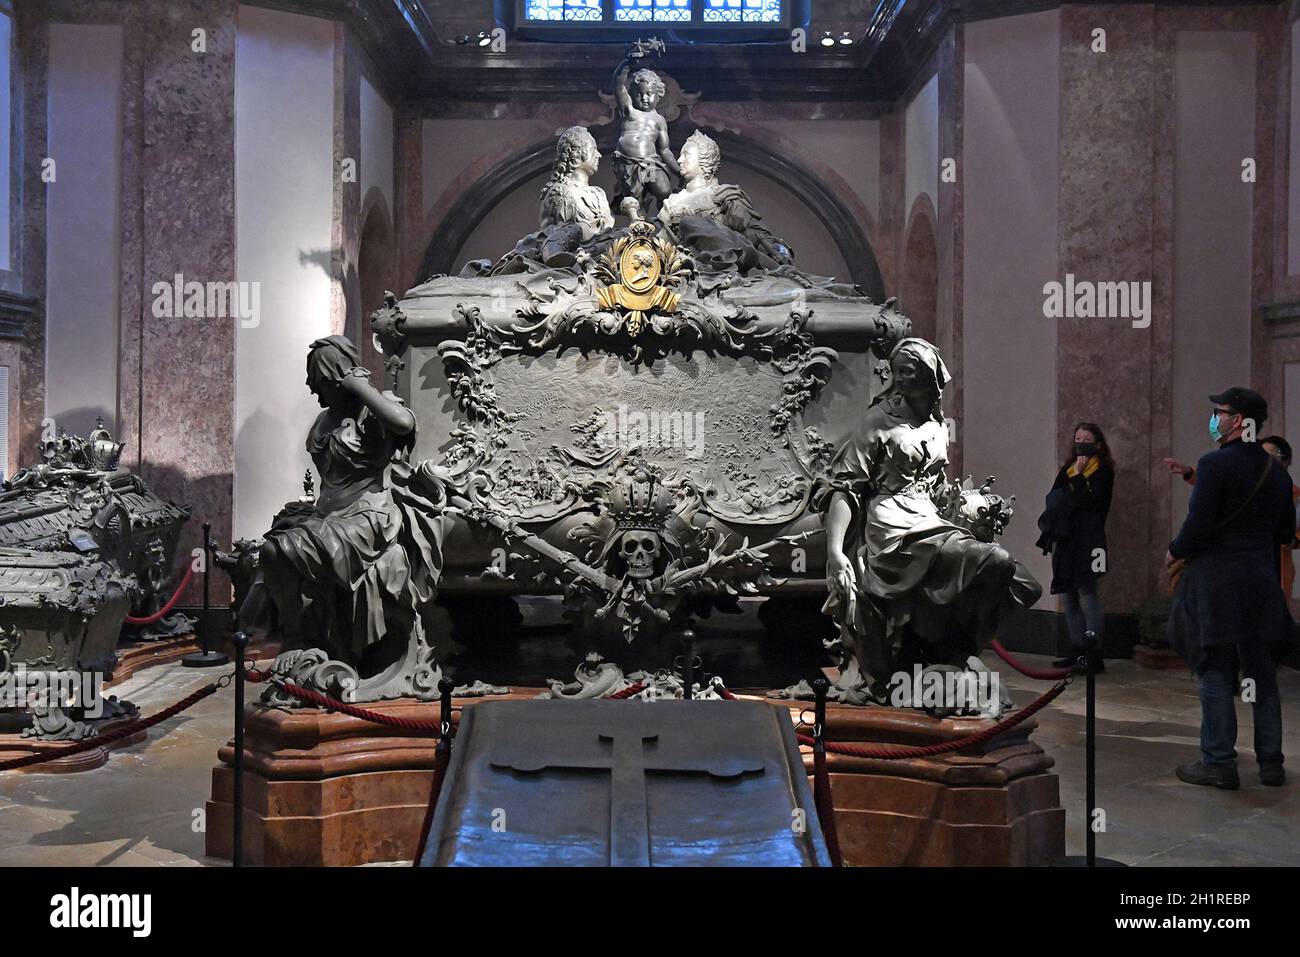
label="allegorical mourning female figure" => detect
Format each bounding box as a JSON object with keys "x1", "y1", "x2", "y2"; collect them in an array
[
  {"x1": 658, "y1": 129, "x2": 794, "y2": 276},
  {"x1": 489, "y1": 126, "x2": 615, "y2": 275},
  {"x1": 818, "y1": 338, "x2": 1042, "y2": 704},
  {"x1": 239, "y1": 335, "x2": 449, "y2": 687}
]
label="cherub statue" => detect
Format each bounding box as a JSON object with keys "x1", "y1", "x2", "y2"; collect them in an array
[
  {"x1": 611, "y1": 38, "x2": 679, "y2": 221},
  {"x1": 238, "y1": 335, "x2": 452, "y2": 702},
  {"x1": 659, "y1": 129, "x2": 794, "y2": 275},
  {"x1": 815, "y1": 337, "x2": 1042, "y2": 705}
]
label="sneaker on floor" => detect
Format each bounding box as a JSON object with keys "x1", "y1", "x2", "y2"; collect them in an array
[
  {"x1": 1052, "y1": 655, "x2": 1079, "y2": 669},
  {"x1": 1260, "y1": 762, "x2": 1285, "y2": 787},
  {"x1": 1176, "y1": 761, "x2": 1240, "y2": 790}
]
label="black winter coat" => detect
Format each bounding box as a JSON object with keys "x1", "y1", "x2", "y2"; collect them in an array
[
  {"x1": 1036, "y1": 461, "x2": 1113, "y2": 595},
  {"x1": 1167, "y1": 439, "x2": 1296, "y2": 677}
]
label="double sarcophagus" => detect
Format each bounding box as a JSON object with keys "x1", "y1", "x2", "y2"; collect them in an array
[{"x1": 376, "y1": 220, "x2": 910, "y2": 658}]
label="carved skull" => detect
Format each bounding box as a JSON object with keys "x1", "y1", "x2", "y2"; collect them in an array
[{"x1": 620, "y1": 531, "x2": 661, "y2": 580}]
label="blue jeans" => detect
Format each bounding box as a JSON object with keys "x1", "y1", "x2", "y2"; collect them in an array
[
  {"x1": 1197, "y1": 647, "x2": 1284, "y2": 768},
  {"x1": 1061, "y1": 580, "x2": 1104, "y2": 650}
]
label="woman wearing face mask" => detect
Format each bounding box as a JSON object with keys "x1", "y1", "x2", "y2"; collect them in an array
[{"x1": 1037, "y1": 422, "x2": 1115, "y2": 671}]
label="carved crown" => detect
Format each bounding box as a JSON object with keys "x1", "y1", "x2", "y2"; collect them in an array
[
  {"x1": 606, "y1": 469, "x2": 675, "y2": 533},
  {"x1": 86, "y1": 417, "x2": 124, "y2": 471}
]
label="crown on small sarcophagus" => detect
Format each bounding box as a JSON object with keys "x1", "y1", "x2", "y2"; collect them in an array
[
  {"x1": 606, "y1": 469, "x2": 675, "y2": 533},
  {"x1": 86, "y1": 417, "x2": 124, "y2": 471}
]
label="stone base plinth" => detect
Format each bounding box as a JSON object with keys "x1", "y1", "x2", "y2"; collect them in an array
[
  {"x1": 207, "y1": 690, "x2": 1065, "y2": 866},
  {"x1": 770, "y1": 699, "x2": 1066, "y2": 866},
  {"x1": 206, "y1": 692, "x2": 542, "y2": 866},
  {"x1": 0, "y1": 717, "x2": 148, "y2": 774},
  {"x1": 108, "y1": 635, "x2": 202, "y2": 687}
]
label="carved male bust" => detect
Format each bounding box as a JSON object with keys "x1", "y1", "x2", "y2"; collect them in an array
[{"x1": 540, "y1": 126, "x2": 615, "y2": 239}]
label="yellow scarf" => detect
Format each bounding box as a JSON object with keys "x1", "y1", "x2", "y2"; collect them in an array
[{"x1": 1068, "y1": 455, "x2": 1101, "y2": 479}]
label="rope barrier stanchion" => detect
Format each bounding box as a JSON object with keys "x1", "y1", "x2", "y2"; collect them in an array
[
  {"x1": 1059, "y1": 630, "x2": 1126, "y2": 868},
  {"x1": 184, "y1": 522, "x2": 228, "y2": 668},
  {"x1": 681, "y1": 629, "x2": 695, "y2": 701},
  {"x1": 810, "y1": 678, "x2": 843, "y2": 867},
  {"x1": 795, "y1": 677, "x2": 1069, "y2": 760},
  {"x1": 990, "y1": 638, "x2": 1072, "y2": 681},
  {"x1": 414, "y1": 676, "x2": 456, "y2": 866},
  {"x1": 123, "y1": 565, "x2": 194, "y2": 626},
  {"x1": 231, "y1": 630, "x2": 248, "y2": 868},
  {"x1": 0, "y1": 682, "x2": 220, "y2": 773}
]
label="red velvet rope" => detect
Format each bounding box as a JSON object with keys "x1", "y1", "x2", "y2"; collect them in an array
[
  {"x1": 0, "y1": 682, "x2": 219, "y2": 772},
  {"x1": 990, "y1": 639, "x2": 1074, "y2": 681},
  {"x1": 606, "y1": 682, "x2": 647, "y2": 700},
  {"x1": 795, "y1": 679, "x2": 1068, "y2": 759},
  {"x1": 811, "y1": 744, "x2": 844, "y2": 867},
  {"x1": 273, "y1": 681, "x2": 449, "y2": 734},
  {"x1": 123, "y1": 566, "x2": 196, "y2": 625}
]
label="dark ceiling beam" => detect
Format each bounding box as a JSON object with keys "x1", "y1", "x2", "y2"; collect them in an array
[{"x1": 247, "y1": 0, "x2": 1285, "y2": 108}]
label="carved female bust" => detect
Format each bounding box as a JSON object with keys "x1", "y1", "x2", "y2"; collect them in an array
[{"x1": 658, "y1": 129, "x2": 794, "y2": 273}]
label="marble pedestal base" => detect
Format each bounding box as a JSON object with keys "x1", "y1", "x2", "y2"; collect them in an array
[
  {"x1": 204, "y1": 697, "x2": 468, "y2": 866},
  {"x1": 776, "y1": 700, "x2": 1066, "y2": 866},
  {"x1": 0, "y1": 717, "x2": 147, "y2": 774},
  {"x1": 206, "y1": 690, "x2": 1066, "y2": 866}
]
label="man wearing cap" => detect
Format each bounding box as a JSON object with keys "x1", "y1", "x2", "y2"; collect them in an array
[{"x1": 1165, "y1": 387, "x2": 1295, "y2": 789}]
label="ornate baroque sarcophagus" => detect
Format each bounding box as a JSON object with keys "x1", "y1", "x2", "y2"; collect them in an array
[{"x1": 0, "y1": 421, "x2": 191, "y2": 739}]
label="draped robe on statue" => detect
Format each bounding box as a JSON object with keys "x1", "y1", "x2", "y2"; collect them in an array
[
  {"x1": 244, "y1": 397, "x2": 449, "y2": 667},
  {"x1": 816, "y1": 344, "x2": 1041, "y2": 703}
]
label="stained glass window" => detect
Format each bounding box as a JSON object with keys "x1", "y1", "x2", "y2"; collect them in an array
[
  {"x1": 524, "y1": 0, "x2": 603, "y2": 21},
  {"x1": 703, "y1": 0, "x2": 782, "y2": 23},
  {"x1": 614, "y1": 0, "x2": 691, "y2": 22},
  {"x1": 524, "y1": 0, "x2": 783, "y2": 25}
]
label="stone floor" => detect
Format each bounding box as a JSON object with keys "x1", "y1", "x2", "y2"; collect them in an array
[{"x1": 0, "y1": 651, "x2": 1297, "y2": 866}]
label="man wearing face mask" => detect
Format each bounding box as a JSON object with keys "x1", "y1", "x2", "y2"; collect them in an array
[{"x1": 1166, "y1": 387, "x2": 1295, "y2": 789}]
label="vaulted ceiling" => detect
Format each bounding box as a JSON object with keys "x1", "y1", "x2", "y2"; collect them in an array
[{"x1": 258, "y1": 0, "x2": 1276, "y2": 105}]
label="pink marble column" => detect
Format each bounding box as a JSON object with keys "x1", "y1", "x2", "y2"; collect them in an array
[
  {"x1": 1056, "y1": 5, "x2": 1160, "y2": 613},
  {"x1": 15, "y1": 2, "x2": 48, "y2": 464},
  {"x1": 937, "y1": 23, "x2": 964, "y2": 478},
  {"x1": 136, "y1": 0, "x2": 237, "y2": 600}
]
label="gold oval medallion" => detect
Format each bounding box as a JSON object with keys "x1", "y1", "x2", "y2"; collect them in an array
[{"x1": 620, "y1": 240, "x2": 660, "y2": 294}]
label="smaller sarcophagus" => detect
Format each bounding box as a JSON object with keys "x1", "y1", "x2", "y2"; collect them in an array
[{"x1": 0, "y1": 422, "x2": 191, "y2": 738}]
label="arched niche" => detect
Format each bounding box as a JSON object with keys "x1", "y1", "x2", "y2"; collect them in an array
[
  {"x1": 418, "y1": 128, "x2": 885, "y2": 301},
  {"x1": 900, "y1": 194, "x2": 938, "y2": 344},
  {"x1": 357, "y1": 189, "x2": 396, "y2": 376}
]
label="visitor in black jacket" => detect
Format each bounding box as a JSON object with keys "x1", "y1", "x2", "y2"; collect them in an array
[
  {"x1": 1166, "y1": 387, "x2": 1295, "y2": 790},
  {"x1": 1036, "y1": 422, "x2": 1114, "y2": 672}
]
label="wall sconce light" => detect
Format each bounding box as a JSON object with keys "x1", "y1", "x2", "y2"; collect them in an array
[
  {"x1": 477, "y1": 31, "x2": 493, "y2": 47},
  {"x1": 819, "y1": 31, "x2": 835, "y2": 47},
  {"x1": 838, "y1": 32, "x2": 854, "y2": 45}
]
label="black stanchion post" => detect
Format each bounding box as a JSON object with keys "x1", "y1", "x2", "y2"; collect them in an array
[
  {"x1": 682, "y1": 629, "x2": 695, "y2": 700},
  {"x1": 439, "y1": 676, "x2": 454, "y2": 753},
  {"x1": 1085, "y1": 628, "x2": 1097, "y2": 867},
  {"x1": 812, "y1": 677, "x2": 828, "y2": 754},
  {"x1": 232, "y1": 630, "x2": 248, "y2": 867},
  {"x1": 1059, "y1": 628, "x2": 1125, "y2": 867},
  {"x1": 184, "y1": 521, "x2": 228, "y2": 667}
]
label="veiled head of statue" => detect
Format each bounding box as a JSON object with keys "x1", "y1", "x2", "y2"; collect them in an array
[
  {"x1": 681, "y1": 130, "x2": 721, "y2": 181},
  {"x1": 306, "y1": 335, "x2": 361, "y2": 406},
  {"x1": 554, "y1": 126, "x2": 599, "y2": 178},
  {"x1": 876, "y1": 338, "x2": 949, "y2": 422},
  {"x1": 631, "y1": 68, "x2": 666, "y2": 108}
]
